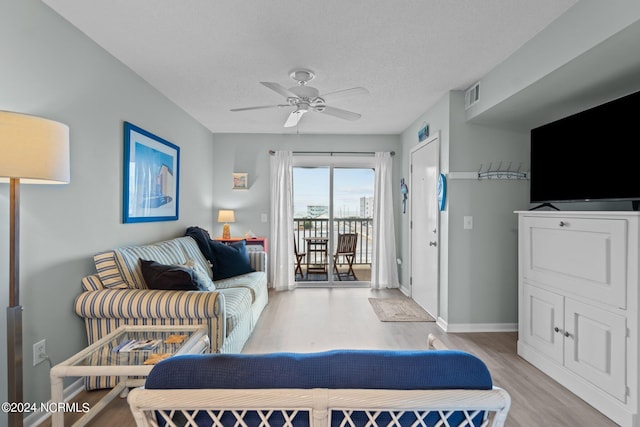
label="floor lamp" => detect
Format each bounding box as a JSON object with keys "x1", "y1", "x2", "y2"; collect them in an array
[{"x1": 0, "y1": 111, "x2": 70, "y2": 427}]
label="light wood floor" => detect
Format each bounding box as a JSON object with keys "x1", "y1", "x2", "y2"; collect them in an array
[{"x1": 40, "y1": 287, "x2": 617, "y2": 426}]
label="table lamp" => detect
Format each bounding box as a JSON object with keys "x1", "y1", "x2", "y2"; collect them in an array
[
  {"x1": 217, "y1": 209, "x2": 235, "y2": 239},
  {"x1": 1, "y1": 111, "x2": 70, "y2": 427}
]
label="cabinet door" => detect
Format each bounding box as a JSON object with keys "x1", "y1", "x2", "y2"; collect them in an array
[
  {"x1": 521, "y1": 216, "x2": 627, "y2": 308},
  {"x1": 564, "y1": 298, "x2": 627, "y2": 402},
  {"x1": 522, "y1": 285, "x2": 564, "y2": 363}
]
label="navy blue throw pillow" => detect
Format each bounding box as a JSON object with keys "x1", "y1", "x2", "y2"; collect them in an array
[
  {"x1": 140, "y1": 260, "x2": 200, "y2": 291},
  {"x1": 210, "y1": 240, "x2": 254, "y2": 280}
]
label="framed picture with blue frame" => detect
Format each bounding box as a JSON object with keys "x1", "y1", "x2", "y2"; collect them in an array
[{"x1": 123, "y1": 121, "x2": 180, "y2": 223}]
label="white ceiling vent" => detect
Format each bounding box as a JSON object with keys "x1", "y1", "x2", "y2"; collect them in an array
[{"x1": 465, "y1": 82, "x2": 480, "y2": 109}]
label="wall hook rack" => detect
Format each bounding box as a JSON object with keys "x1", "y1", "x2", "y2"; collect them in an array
[{"x1": 477, "y1": 162, "x2": 528, "y2": 180}]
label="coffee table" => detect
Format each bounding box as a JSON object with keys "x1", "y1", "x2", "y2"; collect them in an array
[{"x1": 50, "y1": 324, "x2": 209, "y2": 427}]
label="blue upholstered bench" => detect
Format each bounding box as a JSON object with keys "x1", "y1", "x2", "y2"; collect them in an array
[{"x1": 127, "y1": 342, "x2": 511, "y2": 427}]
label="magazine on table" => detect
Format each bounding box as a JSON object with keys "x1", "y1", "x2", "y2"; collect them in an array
[{"x1": 113, "y1": 339, "x2": 162, "y2": 352}]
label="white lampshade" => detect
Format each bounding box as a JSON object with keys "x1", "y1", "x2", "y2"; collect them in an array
[
  {"x1": 217, "y1": 209, "x2": 236, "y2": 223},
  {"x1": 0, "y1": 111, "x2": 70, "y2": 184}
]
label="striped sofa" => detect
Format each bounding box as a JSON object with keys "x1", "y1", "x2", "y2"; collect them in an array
[{"x1": 74, "y1": 236, "x2": 268, "y2": 389}]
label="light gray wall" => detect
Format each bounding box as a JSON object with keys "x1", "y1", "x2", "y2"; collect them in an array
[
  {"x1": 400, "y1": 92, "x2": 529, "y2": 329},
  {"x1": 211, "y1": 133, "x2": 402, "y2": 246},
  {"x1": 446, "y1": 92, "x2": 529, "y2": 326},
  {"x1": 466, "y1": 0, "x2": 640, "y2": 122},
  {"x1": 0, "y1": 0, "x2": 215, "y2": 419}
]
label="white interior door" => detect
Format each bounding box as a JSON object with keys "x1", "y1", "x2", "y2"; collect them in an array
[{"x1": 410, "y1": 134, "x2": 439, "y2": 318}]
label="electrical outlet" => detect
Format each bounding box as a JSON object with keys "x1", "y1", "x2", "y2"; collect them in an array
[
  {"x1": 33, "y1": 339, "x2": 46, "y2": 366},
  {"x1": 261, "y1": 213, "x2": 268, "y2": 223}
]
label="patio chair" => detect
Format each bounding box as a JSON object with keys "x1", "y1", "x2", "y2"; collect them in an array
[
  {"x1": 294, "y1": 237, "x2": 306, "y2": 278},
  {"x1": 333, "y1": 233, "x2": 358, "y2": 280}
]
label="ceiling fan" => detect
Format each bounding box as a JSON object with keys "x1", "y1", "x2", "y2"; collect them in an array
[{"x1": 230, "y1": 69, "x2": 369, "y2": 128}]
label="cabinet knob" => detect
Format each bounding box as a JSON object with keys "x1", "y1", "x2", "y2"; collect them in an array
[
  {"x1": 564, "y1": 331, "x2": 571, "y2": 338},
  {"x1": 554, "y1": 327, "x2": 560, "y2": 333},
  {"x1": 429, "y1": 241, "x2": 437, "y2": 247},
  {"x1": 559, "y1": 221, "x2": 568, "y2": 227}
]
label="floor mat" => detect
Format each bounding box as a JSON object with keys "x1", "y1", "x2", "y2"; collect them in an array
[{"x1": 368, "y1": 298, "x2": 435, "y2": 322}]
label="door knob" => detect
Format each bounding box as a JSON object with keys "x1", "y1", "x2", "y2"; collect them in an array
[{"x1": 429, "y1": 241, "x2": 437, "y2": 247}]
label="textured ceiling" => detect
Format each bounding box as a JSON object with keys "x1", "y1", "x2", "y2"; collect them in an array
[{"x1": 42, "y1": 0, "x2": 577, "y2": 134}]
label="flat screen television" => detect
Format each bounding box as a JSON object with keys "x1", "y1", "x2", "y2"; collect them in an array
[{"x1": 530, "y1": 89, "x2": 640, "y2": 209}]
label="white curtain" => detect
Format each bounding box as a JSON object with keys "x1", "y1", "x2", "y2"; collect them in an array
[
  {"x1": 269, "y1": 151, "x2": 296, "y2": 291},
  {"x1": 370, "y1": 152, "x2": 400, "y2": 289}
]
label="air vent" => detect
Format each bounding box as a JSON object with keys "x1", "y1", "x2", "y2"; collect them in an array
[{"x1": 465, "y1": 82, "x2": 480, "y2": 109}]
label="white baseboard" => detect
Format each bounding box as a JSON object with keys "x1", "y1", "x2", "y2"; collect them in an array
[
  {"x1": 403, "y1": 300, "x2": 517, "y2": 333},
  {"x1": 437, "y1": 319, "x2": 517, "y2": 333},
  {"x1": 24, "y1": 378, "x2": 84, "y2": 427},
  {"x1": 436, "y1": 317, "x2": 448, "y2": 331}
]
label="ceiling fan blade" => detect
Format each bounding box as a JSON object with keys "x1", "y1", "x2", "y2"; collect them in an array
[
  {"x1": 230, "y1": 104, "x2": 288, "y2": 112},
  {"x1": 321, "y1": 87, "x2": 369, "y2": 102},
  {"x1": 284, "y1": 109, "x2": 307, "y2": 127},
  {"x1": 261, "y1": 82, "x2": 297, "y2": 98},
  {"x1": 316, "y1": 105, "x2": 361, "y2": 121}
]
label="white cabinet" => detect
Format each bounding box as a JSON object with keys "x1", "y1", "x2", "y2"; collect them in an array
[
  {"x1": 517, "y1": 211, "x2": 639, "y2": 427},
  {"x1": 563, "y1": 298, "x2": 626, "y2": 401},
  {"x1": 521, "y1": 215, "x2": 627, "y2": 308},
  {"x1": 522, "y1": 284, "x2": 564, "y2": 362}
]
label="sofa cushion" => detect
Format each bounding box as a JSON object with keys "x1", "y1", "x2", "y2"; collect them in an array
[
  {"x1": 81, "y1": 274, "x2": 105, "y2": 292},
  {"x1": 210, "y1": 240, "x2": 254, "y2": 280},
  {"x1": 93, "y1": 251, "x2": 129, "y2": 289},
  {"x1": 141, "y1": 260, "x2": 201, "y2": 291},
  {"x1": 185, "y1": 226, "x2": 217, "y2": 266},
  {"x1": 175, "y1": 237, "x2": 214, "y2": 279},
  {"x1": 218, "y1": 287, "x2": 252, "y2": 336},
  {"x1": 118, "y1": 240, "x2": 188, "y2": 289},
  {"x1": 93, "y1": 237, "x2": 214, "y2": 290},
  {"x1": 184, "y1": 260, "x2": 216, "y2": 291},
  {"x1": 214, "y1": 271, "x2": 266, "y2": 303},
  {"x1": 146, "y1": 350, "x2": 493, "y2": 390}
]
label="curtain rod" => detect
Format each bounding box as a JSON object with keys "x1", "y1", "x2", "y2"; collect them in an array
[{"x1": 269, "y1": 150, "x2": 395, "y2": 156}]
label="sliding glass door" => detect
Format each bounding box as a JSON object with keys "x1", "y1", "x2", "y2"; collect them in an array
[{"x1": 293, "y1": 156, "x2": 374, "y2": 286}]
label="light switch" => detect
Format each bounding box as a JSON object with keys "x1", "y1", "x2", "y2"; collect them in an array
[
  {"x1": 261, "y1": 213, "x2": 268, "y2": 223},
  {"x1": 464, "y1": 216, "x2": 473, "y2": 230}
]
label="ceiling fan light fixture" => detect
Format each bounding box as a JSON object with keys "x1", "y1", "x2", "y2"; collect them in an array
[{"x1": 289, "y1": 69, "x2": 315, "y2": 85}]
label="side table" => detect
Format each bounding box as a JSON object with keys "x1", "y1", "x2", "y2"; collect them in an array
[{"x1": 215, "y1": 237, "x2": 268, "y2": 253}]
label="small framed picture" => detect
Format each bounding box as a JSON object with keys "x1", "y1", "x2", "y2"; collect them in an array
[
  {"x1": 233, "y1": 172, "x2": 248, "y2": 190},
  {"x1": 418, "y1": 123, "x2": 429, "y2": 142},
  {"x1": 123, "y1": 122, "x2": 179, "y2": 223}
]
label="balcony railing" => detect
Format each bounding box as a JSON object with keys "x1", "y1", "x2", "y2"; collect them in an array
[{"x1": 294, "y1": 217, "x2": 372, "y2": 265}]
